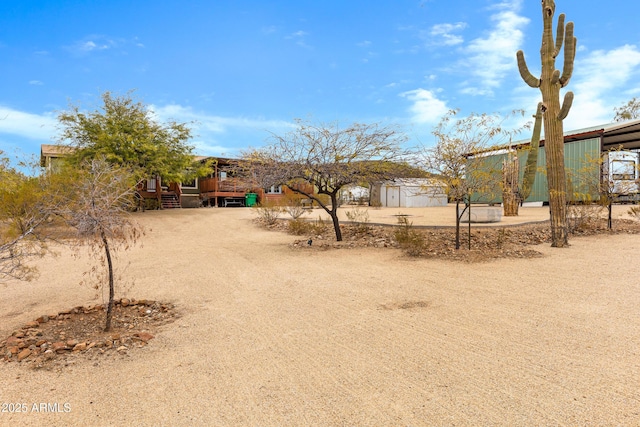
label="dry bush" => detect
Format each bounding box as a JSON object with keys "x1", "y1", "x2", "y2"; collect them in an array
[
  {"x1": 282, "y1": 194, "x2": 307, "y2": 219},
  {"x1": 253, "y1": 200, "x2": 283, "y2": 225},
  {"x1": 288, "y1": 219, "x2": 312, "y2": 235},
  {"x1": 629, "y1": 205, "x2": 640, "y2": 220},
  {"x1": 345, "y1": 207, "x2": 370, "y2": 233},
  {"x1": 394, "y1": 215, "x2": 427, "y2": 257},
  {"x1": 567, "y1": 203, "x2": 605, "y2": 233}
]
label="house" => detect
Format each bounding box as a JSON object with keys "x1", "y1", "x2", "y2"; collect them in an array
[
  {"x1": 370, "y1": 178, "x2": 448, "y2": 208},
  {"x1": 40, "y1": 144, "x2": 315, "y2": 209}
]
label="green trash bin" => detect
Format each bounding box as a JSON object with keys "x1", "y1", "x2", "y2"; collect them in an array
[{"x1": 245, "y1": 193, "x2": 257, "y2": 207}]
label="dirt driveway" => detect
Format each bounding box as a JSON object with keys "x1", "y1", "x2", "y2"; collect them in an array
[{"x1": 1, "y1": 207, "x2": 639, "y2": 426}]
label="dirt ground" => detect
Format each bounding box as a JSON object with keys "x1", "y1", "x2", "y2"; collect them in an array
[{"x1": 1, "y1": 206, "x2": 639, "y2": 426}]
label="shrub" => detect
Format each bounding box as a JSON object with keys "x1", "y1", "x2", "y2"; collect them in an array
[
  {"x1": 282, "y1": 194, "x2": 307, "y2": 219},
  {"x1": 253, "y1": 200, "x2": 282, "y2": 225},
  {"x1": 288, "y1": 219, "x2": 312, "y2": 235},
  {"x1": 394, "y1": 215, "x2": 427, "y2": 256},
  {"x1": 628, "y1": 205, "x2": 640, "y2": 220},
  {"x1": 345, "y1": 207, "x2": 370, "y2": 233},
  {"x1": 567, "y1": 203, "x2": 604, "y2": 233}
]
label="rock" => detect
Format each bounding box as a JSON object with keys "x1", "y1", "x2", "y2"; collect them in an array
[
  {"x1": 17, "y1": 348, "x2": 31, "y2": 361},
  {"x1": 51, "y1": 342, "x2": 67, "y2": 352},
  {"x1": 24, "y1": 321, "x2": 40, "y2": 329},
  {"x1": 134, "y1": 332, "x2": 155, "y2": 342},
  {"x1": 36, "y1": 315, "x2": 50, "y2": 324},
  {"x1": 73, "y1": 342, "x2": 87, "y2": 351},
  {"x1": 8, "y1": 346, "x2": 19, "y2": 355},
  {"x1": 116, "y1": 346, "x2": 127, "y2": 352},
  {"x1": 121, "y1": 298, "x2": 130, "y2": 307},
  {"x1": 43, "y1": 349, "x2": 55, "y2": 360},
  {"x1": 13, "y1": 331, "x2": 25, "y2": 338},
  {"x1": 6, "y1": 336, "x2": 22, "y2": 347},
  {"x1": 137, "y1": 299, "x2": 148, "y2": 306},
  {"x1": 109, "y1": 333, "x2": 121, "y2": 341},
  {"x1": 66, "y1": 339, "x2": 79, "y2": 348},
  {"x1": 35, "y1": 339, "x2": 47, "y2": 347}
]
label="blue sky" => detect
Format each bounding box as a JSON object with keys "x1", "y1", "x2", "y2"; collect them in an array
[{"x1": 1, "y1": 0, "x2": 639, "y2": 160}]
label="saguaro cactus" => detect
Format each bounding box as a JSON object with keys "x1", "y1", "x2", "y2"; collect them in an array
[
  {"x1": 516, "y1": 0, "x2": 576, "y2": 247},
  {"x1": 520, "y1": 102, "x2": 544, "y2": 201},
  {"x1": 501, "y1": 103, "x2": 542, "y2": 216}
]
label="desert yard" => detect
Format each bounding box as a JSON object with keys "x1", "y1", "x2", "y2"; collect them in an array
[{"x1": 1, "y1": 206, "x2": 639, "y2": 426}]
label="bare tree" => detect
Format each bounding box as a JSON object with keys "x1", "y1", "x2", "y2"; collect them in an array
[
  {"x1": 423, "y1": 110, "x2": 526, "y2": 249},
  {"x1": 56, "y1": 158, "x2": 143, "y2": 331},
  {"x1": 245, "y1": 120, "x2": 411, "y2": 241},
  {"x1": 613, "y1": 97, "x2": 640, "y2": 122}
]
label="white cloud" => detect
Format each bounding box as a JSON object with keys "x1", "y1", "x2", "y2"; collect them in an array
[
  {"x1": 400, "y1": 89, "x2": 449, "y2": 125},
  {"x1": 149, "y1": 104, "x2": 296, "y2": 155},
  {"x1": 461, "y1": 1, "x2": 529, "y2": 96},
  {"x1": 0, "y1": 106, "x2": 57, "y2": 140},
  {"x1": 29, "y1": 80, "x2": 44, "y2": 86},
  {"x1": 429, "y1": 22, "x2": 467, "y2": 46},
  {"x1": 564, "y1": 44, "x2": 640, "y2": 129},
  {"x1": 65, "y1": 35, "x2": 144, "y2": 55}
]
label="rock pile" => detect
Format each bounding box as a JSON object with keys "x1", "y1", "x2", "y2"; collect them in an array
[{"x1": 1, "y1": 299, "x2": 176, "y2": 369}]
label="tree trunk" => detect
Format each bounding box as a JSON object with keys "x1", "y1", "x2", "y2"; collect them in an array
[
  {"x1": 101, "y1": 229, "x2": 115, "y2": 332},
  {"x1": 330, "y1": 194, "x2": 343, "y2": 241},
  {"x1": 455, "y1": 201, "x2": 461, "y2": 250}
]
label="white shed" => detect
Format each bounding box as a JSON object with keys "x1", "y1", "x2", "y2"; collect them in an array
[{"x1": 370, "y1": 179, "x2": 447, "y2": 208}]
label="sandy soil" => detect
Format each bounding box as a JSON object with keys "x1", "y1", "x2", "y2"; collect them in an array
[{"x1": 1, "y1": 206, "x2": 639, "y2": 426}]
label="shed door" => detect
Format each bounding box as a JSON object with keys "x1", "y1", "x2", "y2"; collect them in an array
[{"x1": 386, "y1": 186, "x2": 400, "y2": 207}]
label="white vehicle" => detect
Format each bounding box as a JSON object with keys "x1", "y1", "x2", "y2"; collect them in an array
[{"x1": 604, "y1": 150, "x2": 640, "y2": 199}]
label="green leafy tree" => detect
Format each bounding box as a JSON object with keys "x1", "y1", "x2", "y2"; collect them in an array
[
  {"x1": 57, "y1": 91, "x2": 207, "y2": 185},
  {"x1": 0, "y1": 152, "x2": 58, "y2": 282},
  {"x1": 245, "y1": 120, "x2": 411, "y2": 241}
]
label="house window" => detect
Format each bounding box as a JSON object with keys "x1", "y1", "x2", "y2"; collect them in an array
[
  {"x1": 147, "y1": 178, "x2": 157, "y2": 193},
  {"x1": 181, "y1": 178, "x2": 198, "y2": 189},
  {"x1": 611, "y1": 160, "x2": 636, "y2": 180},
  {"x1": 266, "y1": 185, "x2": 282, "y2": 194}
]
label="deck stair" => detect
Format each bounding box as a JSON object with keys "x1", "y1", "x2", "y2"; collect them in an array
[{"x1": 161, "y1": 193, "x2": 181, "y2": 209}]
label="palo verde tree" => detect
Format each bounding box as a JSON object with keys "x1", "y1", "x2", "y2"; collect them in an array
[
  {"x1": 56, "y1": 158, "x2": 143, "y2": 332},
  {"x1": 0, "y1": 152, "x2": 64, "y2": 282},
  {"x1": 245, "y1": 120, "x2": 411, "y2": 241},
  {"x1": 57, "y1": 91, "x2": 208, "y2": 187},
  {"x1": 517, "y1": 0, "x2": 577, "y2": 247},
  {"x1": 613, "y1": 97, "x2": 640, "y2": 122},
  {"x1": 423, "y1": 109, "x2": 526, "y2": 250}
]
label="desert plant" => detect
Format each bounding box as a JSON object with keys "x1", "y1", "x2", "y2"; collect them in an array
[
  {"x1": 567, "y1": 203, "x2": 604, "y2": 233},
  {"x1": 628, "y1": 205, "x2": 640, "y2": 220},
  {"x1": 310, "y1": 216, "x2": 329, "y2": 235},
  {"x1": 282, "y1": 194, "x2": 307, "y2": 219},
  {"x1": 288, "y1": 218, "x2": 313, "y2": 235},
  {"x1": 253, "y1": 200, "x2": 283, "y2": 225},
  {"x1": 502, "y1": 103, "x2": 544, "y2": 216},
  {"x1": 394, "y1": 215, "x2": 427, "y2": 257},
  {"x1": 345, "y1": 207, "x2": 370, "y2": 233},
  {"x1": 517, "y1": 0, "x2": 577, "y2": 247}
]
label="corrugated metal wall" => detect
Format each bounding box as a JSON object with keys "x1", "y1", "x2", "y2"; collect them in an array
[{"x1": 475, "y1": 137, "x2": 602, "y2": 203}]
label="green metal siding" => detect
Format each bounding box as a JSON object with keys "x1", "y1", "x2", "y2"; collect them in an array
[{"x1": 476, "y1": 137, "x2": 602, "y2": 203}]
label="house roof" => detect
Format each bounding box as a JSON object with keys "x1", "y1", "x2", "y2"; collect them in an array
[
  {"x1": 40, "y1": 144, "x2": 74, "y2": 166},
  {"x1": 473, "y1": 119, "x2": 640, "y2": 157}
]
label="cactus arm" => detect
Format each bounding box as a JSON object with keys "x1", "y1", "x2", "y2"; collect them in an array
[
  {"x1": 551, "y1": 69, "x2": 561, "y2": 85},
  {"x1": 554, "y1": 13, "x2": 565, "y2": 57},
  {"x1": 558, "y1": 91, "x2": 574, "y2": 120},
  {"x1": 520, "y1": 103, "x2": 544, "y2": 201},
  {"x1": 517, "y1": 51, "x2": 541, "y2": 88},
  {"x1": 559, "y1": 22, "x2": 576, "y2": 87}
]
